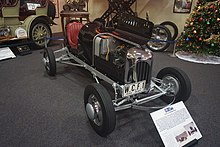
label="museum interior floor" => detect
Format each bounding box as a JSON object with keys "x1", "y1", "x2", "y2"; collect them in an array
[{"x1": 0, "y1": 33, "x2": 220, "y2": 147}]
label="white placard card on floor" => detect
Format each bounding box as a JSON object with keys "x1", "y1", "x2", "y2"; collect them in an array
[
  {"x1": 150, "y1": 101, "x2": 202, "y2": 147},
  {"x1": 0, "y1": 47, "x2": 16, "y2": 61}
]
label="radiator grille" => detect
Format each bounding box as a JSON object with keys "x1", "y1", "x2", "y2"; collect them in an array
[{"x1": 136, "y1": 61, "x2": 150, "y2": 82}]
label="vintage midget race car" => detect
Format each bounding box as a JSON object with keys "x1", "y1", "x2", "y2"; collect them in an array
[{"x1": 43, "y1": 13, "x2": 191, "y2": 137}]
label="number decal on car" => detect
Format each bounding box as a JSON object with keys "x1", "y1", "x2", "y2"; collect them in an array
[{"x1": 122, "y1": 80, "x2": 146, "y2": 97}]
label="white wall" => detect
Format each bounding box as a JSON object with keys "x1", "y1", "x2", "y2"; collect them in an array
[{"x1": 51, "y1": 0, "x2": 197, "y2": 35}]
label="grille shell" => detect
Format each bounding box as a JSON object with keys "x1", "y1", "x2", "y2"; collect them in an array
[{"x1": 124, "y1": 47, "x2": 153, "y2": 89}]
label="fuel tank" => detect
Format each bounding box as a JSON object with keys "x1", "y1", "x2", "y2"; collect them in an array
[{"x1": 78, "y1": 20, "x2": 104, "y2": 64}]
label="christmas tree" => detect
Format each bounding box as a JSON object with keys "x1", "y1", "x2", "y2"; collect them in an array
[{"x1": 176, "y1": 0, "x2": 220, "y2": 57}]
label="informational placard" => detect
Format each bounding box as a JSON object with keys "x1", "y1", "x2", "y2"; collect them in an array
[
  {"x1": 150, "y1": 101, "x2": 202, "y2": 147},
  {"x1": 0, "y1": 47, "x2": 16, "y2": 61}
]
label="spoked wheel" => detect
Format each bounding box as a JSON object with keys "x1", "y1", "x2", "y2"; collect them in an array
[
  {"x1": 43, "y1": 47, "x2": 56, "y2": 76},
  {"x1": 30, "y1": 18, "x2": 52, "y2": 49},
  {"x1": 146, "y1": 25, "x2": 172, "y2": 52},
  {"x1": 156, "y1": 67, "x2": 191, "y2": 104},
  {"x1": 84, "y1": 83, "x2": 116, "y2": 137},
  {"x1": 160, "y1": 21, "x2": 178, "y2": 41}
]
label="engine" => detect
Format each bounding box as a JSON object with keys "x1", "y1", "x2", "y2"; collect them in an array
[
  {"x1": 93, "y1": 34, "x2": 153, "y2": 86},
  {"x1": 78, "y1": 16, "x2": 153, "y2": 86}
]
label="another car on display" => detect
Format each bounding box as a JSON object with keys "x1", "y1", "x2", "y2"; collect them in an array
[
  {"x1": 43, "y1": 13, "x2": 191, "y2": 137},
  {"x1": 0, "y1": 0, "x2": 55, "y2": 48}
]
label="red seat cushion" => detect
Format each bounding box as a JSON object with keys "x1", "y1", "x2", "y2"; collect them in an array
[{"x1": 66, "y1": 22, "x2": 84, "y2": 49}]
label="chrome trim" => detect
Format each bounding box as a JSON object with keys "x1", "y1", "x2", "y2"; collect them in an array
[
  {"x1": 125, "y1": 47, "x2": 153, "y2": 84},
  {"x1": 92, "y1": 32, "x2": 141, "y2": 66}
]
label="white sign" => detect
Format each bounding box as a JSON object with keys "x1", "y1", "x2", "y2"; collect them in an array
[
  {"x1": 0, "y1": 47, "x2": 16, "y2": 61},
  {"x1": 150, "y1": 101, "x2": 202, "y2": 147}
]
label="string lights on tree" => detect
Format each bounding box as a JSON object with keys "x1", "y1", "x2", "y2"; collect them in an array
[{"x1": 176, "y1": 0, "x2": 220, "y2": 56}]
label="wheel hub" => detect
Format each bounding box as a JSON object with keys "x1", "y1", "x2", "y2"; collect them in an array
[
  {"x1": 43, "y1": 57, "x2": 48, "y2": 65},
  {"x1": 86, "y1": 103, "x2": 95, "y2": 120},
  {"x1": 156, "y1": 35, "x2": 161, "y2": 40},
  {"x1": 43, "y1": 54, "x2": 50, "y2": 71},
  {"x1": 36, "y1": 31, "x2": 45, "y2": 40},
  {"x1": 162, "y1": 76, "x2": 180, "y2": 96},
  {"x1": 32, "y1": 23, "x2": 50, "y2": 46},
  {"x1": 87, "y1": 95, "x2": 103, "y2": 126}
]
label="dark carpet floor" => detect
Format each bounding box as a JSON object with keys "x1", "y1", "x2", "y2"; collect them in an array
[{"x1": 0, "y1": 40, "x2": 220, "y2": 147}]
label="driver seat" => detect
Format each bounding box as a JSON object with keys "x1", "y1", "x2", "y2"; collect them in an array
[{"x1": 66, "y1": 22, "x2": 84, "y2": 49}]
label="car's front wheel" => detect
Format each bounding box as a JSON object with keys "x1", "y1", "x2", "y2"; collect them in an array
[
  {"x1": 84, "y1": 83, "x2": 116, "y2": 137},
  {"x1": 156, "y1": 67, "x2": 191, "y2": 104}
]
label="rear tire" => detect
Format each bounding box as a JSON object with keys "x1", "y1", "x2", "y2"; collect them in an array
[
  {"x1": 160, "y1": 21, "x2": 178, "y2": 41},
  {"x1": 43, "y1": 47, "x2": 56, "y2": 76},
  {"x1": 146, "y1": 25, "x2": 172, "y2": 52},
  {"x1": 156, "y1": 67, "x2": 191, "y2": 104}
]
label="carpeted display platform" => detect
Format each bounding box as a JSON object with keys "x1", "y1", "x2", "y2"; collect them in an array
[{"x1": 0, "y1": 41, "x2": 220, "y2": 147}]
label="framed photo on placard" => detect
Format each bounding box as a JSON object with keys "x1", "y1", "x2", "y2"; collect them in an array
[{"x1": 173, "y1": 0, "x2": 193, "y2": 13}]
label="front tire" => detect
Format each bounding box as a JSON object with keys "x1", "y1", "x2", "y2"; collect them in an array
[
  {"x1": 30, "y1": 18, "x2": 52, "y2": 49},
  {"x1": 84, "y1": 83, "x2": 116, "y2": 137},
  {"x1": 43, "y1": 47, "x2": 56, "y2": 76},
  {"x1": 156, "y1": 67, "x2": 191, "y2": 104}
]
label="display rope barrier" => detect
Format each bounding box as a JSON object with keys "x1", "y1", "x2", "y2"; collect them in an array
[{"x1": 0, "y1": 37, "x2": 177, "y2": 57}]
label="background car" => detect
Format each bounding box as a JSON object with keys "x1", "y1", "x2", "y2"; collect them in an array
[{"x1": 0, "y1": 0, "x2": 55, "y2": 48}]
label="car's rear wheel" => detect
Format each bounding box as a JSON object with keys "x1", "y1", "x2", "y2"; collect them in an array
[
  {"x1": 30, "y1": 18, "x2": 52, "y2": 49},
  {"x1": 160, "y1": 21, "x2": 178, "y2": 41},
  {"x1": 43, "y1": 47, "x2": 56, "y2": 76},
  {"x1": 146, "y1": 25, "x2": 171, "y2": 52},
  {"x1": 156, "y1": 67, "x2": 191, "y2": 104},
  {"x1": 84, "y1": 83, "x2": 116, "y2": 137}
]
